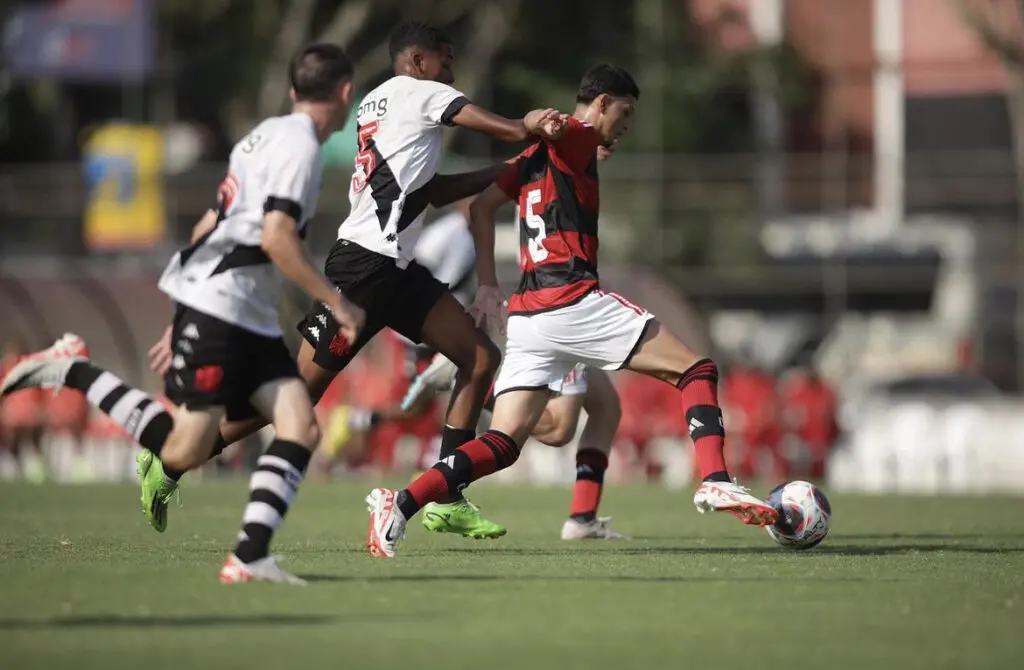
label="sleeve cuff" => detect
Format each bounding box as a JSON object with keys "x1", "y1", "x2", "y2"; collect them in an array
[
  {"x1": 263, "y1": 196, "x2": 304, "y2": 222},
  {"x1": 440, "y1": 96, "x2": 471, "y2": 126}
]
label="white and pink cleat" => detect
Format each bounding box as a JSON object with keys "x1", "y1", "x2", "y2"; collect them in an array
[
  {"x1": 0, "y1": 333, "x2": 89, "y2": 396},
  {"x1": 693, "y1": 480, "x2": 778, "y2": 526}
]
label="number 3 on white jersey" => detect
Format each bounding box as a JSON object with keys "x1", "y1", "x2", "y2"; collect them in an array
[{"x1": 524, "y1": 188, "x2": 548, "y2": 263}]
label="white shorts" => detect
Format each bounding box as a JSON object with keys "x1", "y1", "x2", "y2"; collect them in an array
[
  {"x1": 495, "y1": 289, "x2": 654, "y2": 397},
  {"x1": 549, "y1": 363, "x2": 589, "y2": 396}
]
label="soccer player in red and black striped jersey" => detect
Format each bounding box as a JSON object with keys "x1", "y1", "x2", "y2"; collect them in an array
[{"x1": 365, "y1": 64, "x2": 778, "y2": 558}]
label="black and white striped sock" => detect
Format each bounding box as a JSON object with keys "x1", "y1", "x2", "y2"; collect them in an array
[
  {"x1": 65, "y1": 361, "x2": 172, "y2": 455},
  {"x1": 233, "y1": 440, "x2": 312, "y2": 564}
]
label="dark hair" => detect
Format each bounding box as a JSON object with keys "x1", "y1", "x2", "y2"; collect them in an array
[
  {"x1": 576, "y1": 64, "x2": 640, "y2": 104},
  {"x1": 389, "y1": 20, "x2": 451, "y2": 62},
  {"x1": 289, "y1": 43, "x2": 354, "y2": 102}
]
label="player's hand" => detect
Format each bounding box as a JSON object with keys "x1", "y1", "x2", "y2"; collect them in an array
[
  {"x1": 524, "y1": 108, "x2": 567, "y2": 140},
  {"x1": 468, "y1": 284, "x2": 507, "y2": 336},
  {"x1": 148, "y1": 325, "x2": 173, "y2": 376},
  {"x1": 539, "y1": 113, "x2": 569, "y2": 140},
  {"x1": 330, "y1": 296, "x2": 366, "y2": 346}
]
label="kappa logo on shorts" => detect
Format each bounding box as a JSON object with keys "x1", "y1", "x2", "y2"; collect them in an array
[
  {"x1": 182, "y1": 323, "x2": 200, "y2": 340},
  {"x1": 194, "y1": 365, "x2": 224, "y2": 393},
  {"x1": 315, "y1": 313, "x2": 328, "y2": 328},
  {"x1": 307, "y1": 325, "x2": 321, "y2": 342},
  {"x1": 329, "y1": 332, "x2": 352, "y2": 357}
]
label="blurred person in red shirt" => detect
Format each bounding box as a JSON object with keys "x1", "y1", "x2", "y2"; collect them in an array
[
  {"x1": 778, "y1": 365, "x2": 838, "y2": 479},
  {"x1": 615, "y1": 371, "x2": 683, "y2": 481},
  {"x1": 1, "y1": 339, "x2": 48, "y2": 482},
  {"x1": 720, "y1": 359, "x2": 785, "y2": 481}
]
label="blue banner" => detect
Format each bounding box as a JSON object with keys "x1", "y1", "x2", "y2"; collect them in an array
[{"x1": 4, "y1": 0, "x2": 154, "y2": 82}]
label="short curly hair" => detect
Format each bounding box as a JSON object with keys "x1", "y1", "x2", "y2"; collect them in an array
[{"x1": 389, "y1": 21, "x2": 452, "y2": 63}]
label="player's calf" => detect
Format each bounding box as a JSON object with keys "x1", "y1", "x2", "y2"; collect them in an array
[
  {"x1": 567, "y1": 369, "x2": 621, "y2": 529},
  {"x1": 366, "y1": 388, "x2": 548, "y2": 557},
  {"x1": 421, "y1": 295, "x2": 501, "y2": 457},
  {"x1": 624, "y1": 321, "x2": 777, "y2": 526},
  {"x1": 228, "y1": 377, "x2": 317, "y2": 571}
]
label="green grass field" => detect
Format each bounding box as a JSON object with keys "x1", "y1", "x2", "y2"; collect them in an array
[{"x1": 1, "y1": 481, "x2": 1022, "y2": 669}]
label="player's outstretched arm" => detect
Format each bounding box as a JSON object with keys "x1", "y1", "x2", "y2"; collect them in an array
[
  {"x1": 427, "y1": 163, "x2": 509, "y2": 207},
  {"x1": 262, "y1": 213, "x2": 365, "y2": 342},
  {"x1": 449, "y1": 105, "x2": 566, "y2": 143}
]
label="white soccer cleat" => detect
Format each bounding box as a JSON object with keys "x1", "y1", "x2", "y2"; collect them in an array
[
  {"x1": 561, "y1": 516, "x2": 629, "y2": 540},
  {"x1": 1, "y1": 333, "x2": 89, "y2": 396},
  {"x1": 693, "y1": 480, "x2": 778, "y2": 527},
  {"x1": 218, "y1": 554, "x2": 306, "y2": 585},
  {"x1": 400, "y1": 353, "x2": 458, "y2": 411},
  {"x1": 365, "y1": 488, "x2": 408, "y2": 558}
]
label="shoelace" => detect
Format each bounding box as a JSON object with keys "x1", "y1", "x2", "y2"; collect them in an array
[
  {"x1": 457, "y1": 496, "x2": 483, "y2": 512},
  {"x1": 729, "y1": 477, "x2": 753, "y2": 495},
  {"x1": 158, "y1": 483, "x2": 183, "y2": 508}
]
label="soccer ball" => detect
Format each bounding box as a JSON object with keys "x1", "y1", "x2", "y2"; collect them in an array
[{"x1": 765, "y1": 480, "x2": 832, "y2": 550}]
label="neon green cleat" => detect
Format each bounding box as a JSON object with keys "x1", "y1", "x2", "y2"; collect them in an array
[
  {"x1": 421, "y1": 497, "x2": 507, "y2": 539},
  {"x1": 136, "y1": 449, "x2": 178, "y2": 533}
]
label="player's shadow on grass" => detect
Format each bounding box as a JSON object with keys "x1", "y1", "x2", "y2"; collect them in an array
[
  {"x1": 609, "y1": 544, "x2": 1024, "y2": 556},
  {"x1": 839, "y1": 532, "x2": 1024, "y2": 541},
  {"x1": 0, "y1": 614, "x2": 335, "y2": 630},
  {"x1": 300, "y1": 573, "x2": 892, "y2": 583},
  {"x1": 427, "y1": 544, "x2": 1023, "y2": 557}
]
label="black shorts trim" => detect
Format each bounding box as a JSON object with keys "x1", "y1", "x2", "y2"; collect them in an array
[
  {"x1": 494, "y1": 384, "x2": 552, "y2": 399},
  {"x1": 441, "y1": 96, "x2": 471, "y2": 126},
  {"x1": 264, "y1": 196, "x2": 303, "y2": 222},
  {"x1": 617, "y1": 319, "x2": 653, "y2": 371}
]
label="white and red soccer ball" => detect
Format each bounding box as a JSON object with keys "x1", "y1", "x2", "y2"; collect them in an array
[{"x1": 765, "y1": 480, "x2": 832, "y2": 550}]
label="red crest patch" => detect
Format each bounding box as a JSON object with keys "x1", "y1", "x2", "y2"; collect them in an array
[{"x1": 195, "y1": 365, "x2": 224, "y2": 392}]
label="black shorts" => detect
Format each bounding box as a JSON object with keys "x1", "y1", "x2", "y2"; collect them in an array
[
  {"x1": 164, "y1": 305, "x2": 298, "y2": 421},
  {"x1": 297, "y1": 240, "x2": 447, "y2": 373}
]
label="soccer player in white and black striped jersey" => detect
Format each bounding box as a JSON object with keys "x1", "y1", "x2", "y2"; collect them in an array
[
  {"x1": 149, "y1": 21, "x2": 567, "y2": 539},
  {"x1": 0, "y1": 44, "x2": 362, "y2": 584}
]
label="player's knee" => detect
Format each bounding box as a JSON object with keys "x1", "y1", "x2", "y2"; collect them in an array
[
  {"x1": 541, "y1": 426, "x2": 576, "y2": 448},
  {"x1": 303, "y1": 420, "x2": 322, "y2": 450},
  {"x1": 160, "y1": 430, "x2": 208, "y2": 471}
]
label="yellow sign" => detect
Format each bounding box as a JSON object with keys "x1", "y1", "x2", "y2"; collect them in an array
[{"x1": 84, "y1": 123, "x2": 165, "y2": 250}]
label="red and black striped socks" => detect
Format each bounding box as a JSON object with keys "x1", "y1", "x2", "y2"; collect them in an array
[
  {"x1": 676, "y1": 358, "x2": 730, "y2": 482},
  {"x1": 398, "y1": 430, "x2": 520, "y2": 518},
  {"x1": 569, "y1": 448, "x2": 608, "y2": 522}
]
